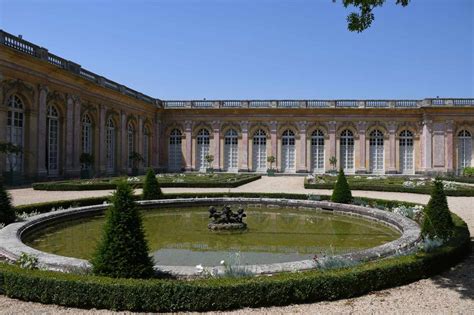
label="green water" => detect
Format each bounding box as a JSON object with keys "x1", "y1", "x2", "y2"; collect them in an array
[{"x1": 24, "y1": 206, "x2": 400, "y2": 266}]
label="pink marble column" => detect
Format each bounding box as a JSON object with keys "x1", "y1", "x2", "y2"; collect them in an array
[
  {"x1": 270, "y1": 121, "x2": 278, "y2": 169},
  {"x1": 65, "y1": 94, "x2": 75, "y2": 175},
  {"x1": 120, "y1": 111, "x2": 127, "y2": 173},
  {"x1": 387, "y1": 122, "x2": 397, "y2": 174},
  {"x1": 98, "y1": 105, "x2": 107, "y2": 174},
  {"x1": 240, "y1": 121, "x2": 249, "y2": 171},
  {"x1": 37, "y1": 85, "x2": 48, "y2": 177},
  {"x1": 72, "y1": 96, "x2": 81, "y2": 174},
  {"x1": 421, "y1": 118, "x2": 433, "y2": 173},
  {"x1": 212, "y1": 120, "x2": 221, "y2": 170},
  {"x1": 328, "y1": 121, "x2": 337, "y2": 172},
  {"x1": 356, "y1": 121, "x2": 367, "y2": 174},
  {"x1": 445, "y1": 120, "x2": 454, "y2": 173},
  {"x1": 297, "y1": 121, "x2": 307, "y2": 173},
  {"x1": 137, "y1": 115, "x2": 144, "y2": 172},
  {"x1": 184, "y1": 120, "x2": 193, "y2": 171},
  {"x1": 152, "y1": 115, "x2": 160, "y2": 169}
]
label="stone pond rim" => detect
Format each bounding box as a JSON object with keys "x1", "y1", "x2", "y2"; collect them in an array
[{"x1": 0, "y1": 197, "x2": 421, "y2": 277}]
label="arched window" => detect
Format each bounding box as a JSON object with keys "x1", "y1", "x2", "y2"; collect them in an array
[
  {"x1": 168, "y1": 129, "x2": 182, "y2": 171},
  {"x1": 6, "y1": 95, "x2": 24, "y2": 172},
  {"x1": 311, "y1": 129, "x2": 324, "y2": 173},
  {"x1": 369, "y1": 129, "x2": 384, "y2": 174},
  {"x1": 399, "y1": 130, "x2": 414, "y2": 174},
  {"x1": 252, "y1": 129, "x2": 267, "y2": 172},
  {"x1": 224, "y1": 129, "x2": 238, "y2": 172},
  {"x1": 106, "y1": 118, "x2": 115, "y2": 173},
  {"x1": 458, "y1": 130, "x2": 472, "y2": 172},
  {"x1": 196, "y1": 128, "x2": 210, "y2": 171},
  {"x1": 340, "y1": 130, "x2": 354, "y2": 173},
  {"x1": 127, "y1": 123, "x2": 135, "y2": 169},
  {"x1": 47, "y1": 105, "x2": 59, "y2": 175},
  {"x1": 82, "y1": 114, "x2": 92, "y2": 154},
  {"x1": 143, "y1": 127, "x2": 150, "y2": 168},
  {"x1": 281, "y1": 129, "x2": 296, "y2": 173}
]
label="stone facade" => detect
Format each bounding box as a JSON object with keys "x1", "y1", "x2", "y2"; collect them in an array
[{"x1": 1, "y1": 30, "x2": 473, "y2": 179}]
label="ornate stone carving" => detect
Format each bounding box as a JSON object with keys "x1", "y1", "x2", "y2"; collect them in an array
[
  {"x1": 1, "y1": 79, "x2": 35, "y2": 104},
  {"x1": 47, "y1": 90, "x2": 65, "y2": 105}
]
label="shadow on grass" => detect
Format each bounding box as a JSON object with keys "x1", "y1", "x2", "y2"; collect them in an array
[{"x1": 431, "y1": 239, "x2": 474, "y2": 300}]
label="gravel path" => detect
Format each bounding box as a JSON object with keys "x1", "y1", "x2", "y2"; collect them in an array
[{"x1": 2, "y1": 176, "x2": 473, "y2": 314}]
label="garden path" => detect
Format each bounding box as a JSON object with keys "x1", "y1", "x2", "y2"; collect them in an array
[{"x1": 2, "y1": 176, "x2": 473, "y2": 314}]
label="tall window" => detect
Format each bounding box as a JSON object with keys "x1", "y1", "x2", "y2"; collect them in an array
[
  {"x1": 458, "y1": 130, "x2": 472, "y2": 173},
  {"x1": 47, "y1": 105, "x2": 59, "y2": 175},
  {"x1": 168, "y1": 129, "x2": 182, "y2": 171},
  {"x1": 399, "y1": 130, "x2": 414, "y2": 174},
  {"x1": 127, "y1": 123, "x2": 135, "y2": 169},
  {"x1": 106, "y1": 118, "x2": 115, "y2": 173},
  {"x1": 340, "y1": 129, "x2": 354, "y2": 173},
  {"x1": 252, "y1": 129, "x2": 267, "y2": 172},
  {"x1": 82, "y1": 114, "x2": 92, "y2": 154},
  {"x1": 224, "y1": 129, "x2": 238, "y2": 172},
  {"x1": 6, "y1": 95, "x2": 24, "y2": 172},
  {"x1": 196, "y1": 128, "x2": 210, "y2": 171},
  {"x1": 369, "y1": 129, "x2": 384, "y2": 174},
  {"x1": 281, "y1": 129, "x2": 295, "y2": 173},
  {"x1": 143, "y1": 127, "x2": 150, "y2": 168},
  {"x1": 311, "y1": 129, "x2": 324, "y2": 173}
]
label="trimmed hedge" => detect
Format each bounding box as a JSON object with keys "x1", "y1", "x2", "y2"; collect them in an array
[
  {"x1": 0, "y1": 214, "x2": 469, "y2": 312},
  {"x1": 305, "y1": 180, "x2": 474, "y2": 197},
  {"x1": 31, "y1": 175, "x2": 262, "y2": 191},
  {"x1": 14, "y1": 192, "x2": 421, "y2": 216}
]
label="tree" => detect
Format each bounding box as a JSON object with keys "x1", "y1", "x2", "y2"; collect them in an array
[
  {"x1": 0, "y1": 179, "x2": 15, "y2": 225},
  {"x1": 335, "y1": 0, "x2": 410, "y2": 32},
  {"x1": 331, "y1": 169, "x2": 353, "y2": 204},
  {"x1": 329, "y1": 156, "x2": 338, "y2": 171},
  {"x1": 421, "y1": 178, "x2": 455, "y2": 240},
  {"x1": 267, "y1": 156, "x2": 276, "y2": 170},
  {"x1": 91, "y1": 181, "x2": 154, "y2": 278},
  {"x1": 142, "y1": 168, "x2": 162, "y2": 200}
]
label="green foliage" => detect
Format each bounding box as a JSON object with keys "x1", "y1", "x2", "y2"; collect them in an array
[
  {"x1": 463, "y1": 167, "x2": 474, "y2": 177},
  {"x1": 337, "y1": 0, "x2": 410, "y2": 32},
  {"x1": 0, "y1": 179, "x2": 16, "y2": 225},
  {"x1": 329, "y1": 156, "x2": 337, "y2": 170},
  {"x1": 91, "y1": 181, "x2": 154, "y2": 278},
  {"x1": 421, "y1": 179, "x2": 455, "y2": 240},
  {"x1": 142, "y1": 169, "x2": 162, "y2": 200},
  {"x1": 0, "y1": 214, "x2": 469, "y2": 312},
  {"x1": 331, "y1": 169, "x2": 352, "y2": 203},
  {"x1": 16, "y1": 253, "x2": 39, "y2": 270},
  {"x1": 267, "y1": 155, "x2": 276, "y2": 170},
  {"x1": 79, "y1": 153, "x2": 94, "y2": 167}
]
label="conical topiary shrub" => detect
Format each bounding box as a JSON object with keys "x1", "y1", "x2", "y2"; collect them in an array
[
  {"x1": 421, "y1": 178, "x2": 455, "y2": 240},
  {"x1": 91, "y1": 181, "x2": 154, "y2": 278},
  {"x1": 0, "y1": 179, "x2": 15, "y2": 225},
  {"x1": 331, "y1": 169, "x2": 352, "y2": 204},
  {"x1": 142, "y1": 168, "x2": 162, "y2": 200}
]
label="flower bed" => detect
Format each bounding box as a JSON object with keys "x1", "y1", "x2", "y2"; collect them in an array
[
  {"x1": 31, "y1": 173, "x2": 261, "y2": 191},
  {"x1": 304, "y1": 175, "x2": 474, "y2": 196}
]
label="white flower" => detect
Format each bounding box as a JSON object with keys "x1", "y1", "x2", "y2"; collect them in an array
[
  {"x1": 195, "y1": 264, "x2": 204, "y2": 273},
  {"x1": 220, "y1": 260, "x2": 225, "y2": 265}
]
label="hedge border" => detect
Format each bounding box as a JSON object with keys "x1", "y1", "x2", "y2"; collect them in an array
[
  {"x1": 304, "y1": 180, "x2": 474, "y2": 197},
  {"x1": 31, "y1": 174, "x2": 261, "y2": 191},
  {"x1": 0, "y1": 213, "x2": 470, "y2": 312}
]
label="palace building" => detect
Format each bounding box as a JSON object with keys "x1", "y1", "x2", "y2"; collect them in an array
[{"x1": 1, "y1": 30, "x2": 473, "y2": 180}]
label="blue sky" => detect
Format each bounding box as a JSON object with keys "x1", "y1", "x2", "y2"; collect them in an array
[{"x1": 0, "y1": 0, "x2": 472, "y2": 99}]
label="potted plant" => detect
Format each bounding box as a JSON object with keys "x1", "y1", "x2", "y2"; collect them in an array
[
  {"x1": 0, "y1": 142, "x2": 23, "y2": 185},
  {"x1": 267, "y1": 155, "x2": 276, "y2": 176},
  {"x1": 130, "y1": 151, "x2": 144, "y2": 176},
  {"x1": 79, "y1": 153, "x2": 94, "y2": 179},
  {"x1": 329, "y1": 156, "x2": 338, "y2": 174},
  {"x1": 205, "y1": 154, "x2": 214, "y2": 173}
]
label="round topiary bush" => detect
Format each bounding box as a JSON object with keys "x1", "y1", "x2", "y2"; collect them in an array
[
  {"x1": 331, "y1": 169, "x2": 353, "y2": 204},
  {"x1": 91, "y1": 181, "x2": 154, "y2": 278},
  {"x1": 0, "y1": 179, "x2": 15, "y2": 225},
  {"x1": 142, "y1": 168, "x2": 162, "y2": 200},
  {"x1": 422, "y1": 178, "x2": 455, "y2": 240}
]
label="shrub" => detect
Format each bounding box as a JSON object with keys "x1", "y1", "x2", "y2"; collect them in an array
[
  {"x1": 91, "y1": 181, "x2": 154, "y2": 279},
  {"x1": 142, "y1": 169, "x2": 162, "y2": 200},
  {"x1": 463, "y1": 166, "x2": 474, "y2": 177},
  {"x1": 331, "y1": 169, "x2": 352, "y2": 204},
  {"x1": 421, "y1": 178, "x2": 455, "y2": 240},
  {"x1": 0, "y1": 179, "x2": 15, "y2": 225},
  {"x1": 16, "y1": 253, "x2": 39, "y2": 270}
]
